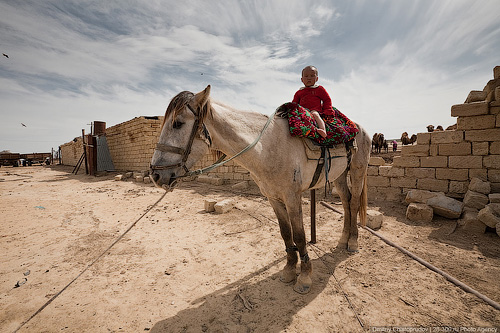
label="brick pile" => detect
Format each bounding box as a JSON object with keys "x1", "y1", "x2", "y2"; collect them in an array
[{"x1": 368, "y1": 66, "x2": 500, "y2": 202}]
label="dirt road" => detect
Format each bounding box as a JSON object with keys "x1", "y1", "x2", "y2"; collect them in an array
[{"x1": 1, "y1": 165, "x2": 499, "y2": 332}]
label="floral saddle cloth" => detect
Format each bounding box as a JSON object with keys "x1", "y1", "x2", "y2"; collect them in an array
[{"x1": 276, "y1": 102, "x2": 358, "y2": 146}]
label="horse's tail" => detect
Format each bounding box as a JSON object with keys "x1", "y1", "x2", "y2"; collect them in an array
[{"x1": 359, "y1": 169, "x2": 368, "y2": 226}]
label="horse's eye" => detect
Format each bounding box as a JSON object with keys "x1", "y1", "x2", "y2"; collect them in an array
[{"x1": 172, "y1": 121, "x2": 183, "y2": 129}]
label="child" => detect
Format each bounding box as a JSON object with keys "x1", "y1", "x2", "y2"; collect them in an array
[
  {"x1": 292, "y1": 66, "x2": 329, "y2": 138},
  {"x1": 292, "y1": 65, "x2": 358, "y2": 151}
]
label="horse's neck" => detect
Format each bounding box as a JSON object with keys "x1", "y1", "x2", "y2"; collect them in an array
[{"x1": 207, "y1": 103, "x2": 270, "y2": 164}]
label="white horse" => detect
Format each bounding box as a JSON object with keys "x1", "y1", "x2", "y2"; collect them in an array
[{"x1": 150, "y1": 86, "x2": 371, "y2": 294}]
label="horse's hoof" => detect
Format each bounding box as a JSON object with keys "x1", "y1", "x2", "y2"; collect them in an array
[
  {"x1": 279, "y1": 267, "x2": 296, "y2": 284},
  {"x1": 337, "y1": 242, "x2": 348, "y2": 250},
  {"x1": 293, "y1": 275, "x2": 312, "y2": 294},
  {"x1": 347, "y1": 240, "x2": 358, "y2": 253},
  {"x1": 347, "y1": 244, "x2": 359, "y2": 253},
  {"x1": 293, "y1": 283, "x2": 311, "y2": 294},
  {"x1": 338, "y1": 234, "x2": 349, "y2": 247}
]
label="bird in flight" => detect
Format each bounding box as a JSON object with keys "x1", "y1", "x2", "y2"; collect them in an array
[
  {"x1": 21, "y1": 123, "x2": 27, "y2": 127},
  {"x1": 2, "y1": 53, "x2": 8, "y2": 58}
]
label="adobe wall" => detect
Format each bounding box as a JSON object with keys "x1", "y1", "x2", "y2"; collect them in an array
[
  {"x1": 105, "y1": 116, "x2": 163, "y2": 171},
  {"x1": 60, "y1": 117, "x2": 164, "y2": 172},
  {"x1": 368, "y1": 66, "x2": 500, "y2": 201},
  {"x1": 60, "y1": 137, "x2": 84, "y2": 167},
  {"x1": 191, "y1": 154, "x2": 255, "y2": 183}
]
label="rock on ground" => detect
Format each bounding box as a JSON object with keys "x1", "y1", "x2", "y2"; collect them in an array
[
  {"x1": 366, "y1": 210, "x2": 383, "y2": 230},
  {"x1": 214, "y1": 199, "x2": 234, "y2": 214},
  {"x1": 426, "y1": 195, "x2": 463, "y2": 219},
  {"x1": 463, "y1": 190, "x2": 489, "y2": 210},
  {"x1": 405, "y1": 189, "x2": 443, "y2": 204},
  {"x1": 406, "y1": 203, "x2": 433, "y2": 223},
  {"x1": 478, "y1": 204, "x2": 500, "y2": 228}
]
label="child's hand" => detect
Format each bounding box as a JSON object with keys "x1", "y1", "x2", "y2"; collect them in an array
[{"x1": 317, "y1": 129, "x2": 327, "y2": 138}]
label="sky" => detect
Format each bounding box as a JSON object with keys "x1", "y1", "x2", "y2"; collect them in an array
[{"x1": 1, "y1": 0, "x2": 499, "y2": 154}]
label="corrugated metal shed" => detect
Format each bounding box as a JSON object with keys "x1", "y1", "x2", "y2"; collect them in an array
[{"x1": 96, "y1": 136, "x2": 115, "y2": 172}]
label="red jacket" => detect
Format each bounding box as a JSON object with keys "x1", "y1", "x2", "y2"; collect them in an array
[{"x1": 292, "y1": 85, "x2": 335, "y2": 116}]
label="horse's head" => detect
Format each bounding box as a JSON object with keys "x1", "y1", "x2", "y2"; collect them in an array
[{"x1": 150, "y1": 85, "x2": 213, "y2": 190}]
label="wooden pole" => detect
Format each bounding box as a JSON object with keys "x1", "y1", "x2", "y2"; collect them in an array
[
  {"x1": 310, "y1": 189, "x2": 317, "y2": 243},
  {"x1": 72, "y1": 153, "x2": 84, "y2": 174},
  {"x1": 82, "y1": 129, "x2": 88, "y2": 175}
]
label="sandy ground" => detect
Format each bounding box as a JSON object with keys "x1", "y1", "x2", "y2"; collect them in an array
[{"x1": 1, "y1": 165, "x2": 499, "y2": 333}]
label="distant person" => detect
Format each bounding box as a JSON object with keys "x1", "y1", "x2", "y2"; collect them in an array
[{"x1": 392, "y1": 140, "x2": 397, "y2": 152}]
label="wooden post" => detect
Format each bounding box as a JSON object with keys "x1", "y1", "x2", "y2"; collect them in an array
[
  {"x1": 82, "y1": 129, "x2": 88, "y2": 175},
  {"x1": 310, "y1": 189, "x2": 317, "y2": 243}
]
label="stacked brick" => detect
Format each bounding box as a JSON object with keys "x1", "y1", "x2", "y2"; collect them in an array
[
  {"x1": 60, "y1": 116, "x2": 163, "y2": 176},
  {"x1": 368, "y1": 66, "x2": 500, "y2": 201},
  {"x1": 191, "y1": 153, "x2": 255, "y2": 184},
  {"x1": 59, "y1": 137, "x2": 84, "y2": 166},
  {"x1": 105, "y1": 116, "x2": 163, "y2": 172}
]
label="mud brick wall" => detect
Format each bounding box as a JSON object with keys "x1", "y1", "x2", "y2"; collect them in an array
[
  {"x1": 191, "y1": 153, "x2": 254, "y2": 183},
  {"x1": 368, "y1": 66, "x2": 500, "y2": 201},
  {"x1": 105, "y1": 116, "x2": 163, "y2": 171},
  {"x1": 60, "y1": 137, "x2": 84, "y2": 166},
  {"x1": 60, "y1": 116, "x2": 163, "y2": 171}
]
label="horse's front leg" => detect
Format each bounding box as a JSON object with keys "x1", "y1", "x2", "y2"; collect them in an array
[
  {"x1": 268, "y1": 198, "x2": 297, "y2": 284},
  {"x1": 286, "y1": 196, "x2": 312, "y2": 294}
]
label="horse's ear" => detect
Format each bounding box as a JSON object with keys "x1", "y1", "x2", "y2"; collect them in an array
[
  {"x1": 191, "y1": 85, "x2": 212, "y2": 121},
  {"x1": 193, "y1": 85, "x2": 211, "y2": 107}
]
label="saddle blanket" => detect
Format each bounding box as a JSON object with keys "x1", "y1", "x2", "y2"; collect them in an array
[{"x1": 276, "y1": 102, "x2": 359, "y2": 145}]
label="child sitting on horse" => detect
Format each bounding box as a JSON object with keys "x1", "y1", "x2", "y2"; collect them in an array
[
  {"x1": 293, "y1": 66, "x2": 329, "y2": 138},
  {"x1": 292, "y1": 65, "x2": 358, "y2": 150}
]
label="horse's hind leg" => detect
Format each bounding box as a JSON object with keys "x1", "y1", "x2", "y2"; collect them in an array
[
  {"x1": 268, "y1": 198, "x2": 297, "y2": 284},
  {"x1": 333, "y1": 170, "x2": 353, "y2": 250}
]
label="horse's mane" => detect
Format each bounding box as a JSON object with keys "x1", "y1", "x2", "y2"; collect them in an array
[{"x1": 162, "y1": 90, "x2": 213, "y2": 128}]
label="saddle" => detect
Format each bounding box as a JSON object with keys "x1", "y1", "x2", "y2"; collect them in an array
[
  {"x1": 276, "y1": 102, "x2": 355, "y2": 188},
  {"x1": 302, "y1": 138, "x2": 348, "y2": 189}
]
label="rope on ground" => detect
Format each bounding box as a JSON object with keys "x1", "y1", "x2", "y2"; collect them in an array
[
  {"x1": 320, "y1": 201, "x2": 500, "y2": 312},
  {"x1": 361, "y1": 225, "x2": 500, "y2": 311},
  {"x1": 308, "y1": 243, "x2": 366, "y2": 330},
  {"x1": 13, "y1": 191, "x2": 168, "y2": 333}
]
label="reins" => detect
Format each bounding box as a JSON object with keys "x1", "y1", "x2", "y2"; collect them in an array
[
  {"x1": 188, "y1": 107, "x2": 279, "y2": 176},
  {"x1": 13, "y1": 190, "x2": 168, "y2": 333}
]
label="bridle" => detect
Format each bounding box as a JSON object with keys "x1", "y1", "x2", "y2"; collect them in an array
[
  {"x1": 150, "y1": 99, "x2": 278, "y2": 188},
  {"x1": 150, "y1": 103, "x2": 212, "y2": 176}
]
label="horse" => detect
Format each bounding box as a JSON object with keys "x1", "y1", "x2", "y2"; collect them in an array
[{"x1": 150, "y1": 86, "x2": 371, "y2": 294}]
